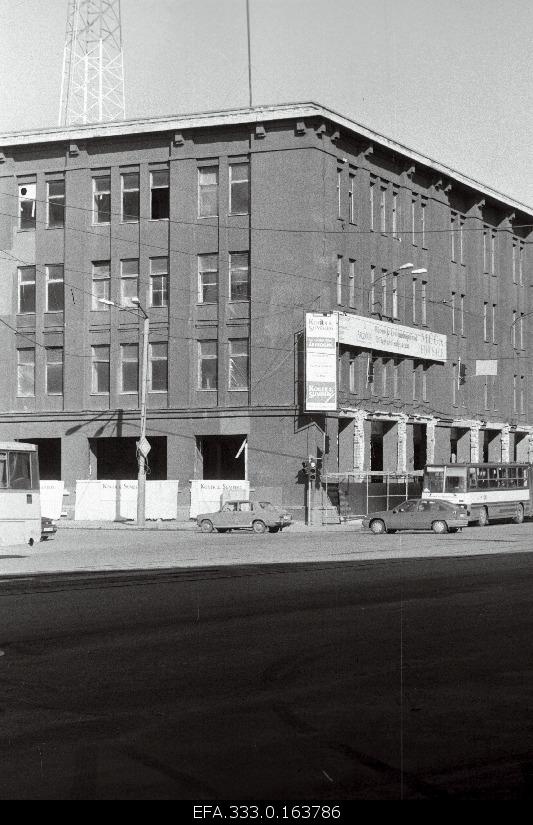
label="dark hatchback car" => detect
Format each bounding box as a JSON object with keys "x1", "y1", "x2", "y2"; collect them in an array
[
  {"x1": 41, "y1": 516, "x2": 57, "y2": 541},
  {"x1": 362, "y1": 498, "x2": 468, "y2": 534}
]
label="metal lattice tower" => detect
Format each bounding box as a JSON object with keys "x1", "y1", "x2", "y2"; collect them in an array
[{"x1": 59, "y1": 0, "x2": 125, "y2": 126}]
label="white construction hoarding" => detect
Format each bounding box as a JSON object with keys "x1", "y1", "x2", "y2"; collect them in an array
[{"x1": 74, "y1": 480, "x2": 179, "y2": 521}]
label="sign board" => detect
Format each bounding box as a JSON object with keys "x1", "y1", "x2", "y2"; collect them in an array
[
  {"x1": 475, "y1": 360, "x2": 498, "y2": 376},
  {"x1": 75, "y1": 480, "x2": 179, "y2": 521},
  {"x1": 336, "y1": 312, "x2": 447, "y2": 362},
  {"x1": 305, "y1": 313, "x2": 338, "y2": 411},
  {"x1": 40, "y1": 480, "x2": 65, "y2": 520},
  {"x1": 190, "y1": 479, "x2": 251, "y2": 519}
]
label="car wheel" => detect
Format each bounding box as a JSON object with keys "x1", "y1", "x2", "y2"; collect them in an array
[
  {"x1": 369, "y1": 519, "x2": 386, "y2": 534},
  {"x1": 432, "y1": 520, "x2": 448, "y2": 534},
  {"x1": 200, "y1": 519, "x2": 214, "y2": 533},
  {"x1": 252, "y1": 520, "x2": 267, "y2": 534},
  {"x1": 513, "y1": 504, "x2": 524, "y2": 524},
  {"x1": 268, "y1": 526, "x2": 280, "y2": 533},
  {"x1": 478, "y1": 507, "x2": 489, "y2": 527}
]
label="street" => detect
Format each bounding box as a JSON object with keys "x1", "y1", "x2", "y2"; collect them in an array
[{"x1": 1, "y1": 528, "x2": 533, "y2": 800}]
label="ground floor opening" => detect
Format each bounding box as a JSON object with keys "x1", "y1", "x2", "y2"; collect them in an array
[
  {"x1": 196, "y1": 434, "x2": 247, "y2": 480},
  {"x1": 89, "y1": 436, "x2": 168, "y2": 480}
]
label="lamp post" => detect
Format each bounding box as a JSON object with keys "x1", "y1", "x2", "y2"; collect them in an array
[
  {"x1": 98, "y1": 297, "x2": 150, "y2": 527},
  {"x1": 131, "y1": 298, "x2": 150, "y2": 528},
  {"x1": 369, "y1": 262, "x2": 427, "y2": 318}
]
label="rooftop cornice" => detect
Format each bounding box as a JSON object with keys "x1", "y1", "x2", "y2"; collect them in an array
[{"x1": 1, "y1": 100, "x2": 531, "y2": 216}]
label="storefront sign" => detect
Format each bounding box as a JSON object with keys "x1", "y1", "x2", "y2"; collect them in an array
[
  {"x1": 336, "y1": 312, "x2": 447, "y2": 362},
  {"x1": 305, "y1": 313, "x2": 338, "y2": 411}
]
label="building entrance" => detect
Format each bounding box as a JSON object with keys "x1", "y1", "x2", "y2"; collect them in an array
[
  {"x1": 413, "y1": 424, "x2": 427, "y2": 470},
  {"x1": 197, "y1": 435, "x2": 246, "y2": 480},
  {"x1": 90, "y1": 436, "x2": 167, "y2": 480},
  {"x1": 21, "y1": 438, "x2": 61, "y2": 479}
]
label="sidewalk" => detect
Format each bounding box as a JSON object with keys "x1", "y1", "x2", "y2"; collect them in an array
[{"x1": 56, "y1": 518, "x2": 360, "y2": 532}]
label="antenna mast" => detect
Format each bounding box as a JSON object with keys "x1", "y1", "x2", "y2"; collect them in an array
[{"x1": 59, "y1": 0, "x2": 126, "y2": 126}]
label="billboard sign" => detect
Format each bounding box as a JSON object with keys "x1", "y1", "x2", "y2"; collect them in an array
[
  {"x1": 305, "y1": 312, "x2": 338, "y2": 411},
  {"x1": 336, "y1": 312, "x2": 447, "y2": 362}
]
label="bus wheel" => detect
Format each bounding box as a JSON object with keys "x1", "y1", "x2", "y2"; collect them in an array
[
  {"x1": 478, "y1": 507, "x2": 489, "y2": 527},
  {"x1": 513, "y1": 504, "x2": 524, "y2": 524}
]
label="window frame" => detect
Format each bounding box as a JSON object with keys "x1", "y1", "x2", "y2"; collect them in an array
[
  {"x1": 45, "y1": 347, "x2": 64, "y2": 396},
  {"x1": 121, "y1": 170, "x2": 140, "y2": 223},
  {"x1": 45, "y1": 264, "x2": 64, "y2": 313},
  {"x1": 198, "y1": 165, "x2": 219, "y2": 218},
  {"x1": 92, "y1": 174, "x2": 111, "y2": 225},
  {"x1": 18, "y1": 266, "x2": 36, "y2": 314},
  {"x1": 198, "y1": 253, "x2": 219, "y2": 304},
  {"x1": 18, "y1": 182, "x2": 36, "y2": 230},
  {"x1": 198, "y1": 340, "x2": 218, "y2": 390},
  {"x1": 150, "y1": 168, "x2": 170, "y2": 220},
  {"x1": 228, "y1": 338, "x2": 250, "y2": 391},
  {"x1": 149, "y1": 342, "x2": 168, "y2": 393},
  {"x1": 47, "y1": 179, "x2": 65, "y2": 229},
  {"x1": 229, "y1": 161, "x2": 250, "y2": 215},
  {"x1": 229, "y1": 251, "x2": 250, "y2": 302},
  {"x1": 17, "y1": 348, "x2": 35, "y2": 397},
  {"x1": 92, "y1": 261, "x2": 111, "y2": 311},
  {"x1": 120, "y1": 343, "x2": 139, "y2": 394},
  {"x1": 120, "y1": 258, "x2": 139, "y2": 308},
  {"x1": 91, "y1": 345, "x2": 111, "y2": 395}
]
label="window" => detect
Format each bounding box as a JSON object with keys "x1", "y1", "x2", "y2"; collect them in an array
[
  {"x1": 19, "y1": 183, "x2": 36, "y2": 230},
  {"x1": 45, "y1": 347, "x2": 63, "y2": 395},
  {"x1": 483, "y1": 377, "x2": 489, "y2": 411},
  {"x1": 337, "y1": 169, "x2": 342, "y2": 218},
  {"x1": 450, "y1": 211, "x2": 457, "y2": 261},
  {"x1": 382, "y1": 358, "x2": 388, "y2": 396},
  {"x1": 120, "y1": 259, "x2": 139, "y2": 307},
  {"x1": 421, "y1": 281, "x2": 427, "y2": 325},
  {"x1": 392, "y1": 189, "x2": 398, "y2": 239},
  {"x1": 380, "y1": 185, "x2": 387, "y2": 233},
  {"x1": 349, "y1": 173, "x2": 356, "y2": 224},
  {"x1": 348, "y1": 259, "x2": 356, "y2": 308},
  {"x1": 229, "y1": 252, "x2": 250, "y2": 301},
  {"x1": 198, "y1": 254, "x2": 218, "y2": 303},
  {"x1": 520, "y1": 376, "x2": 525, "y2": 415},
  {"x1": 0, "y1": 452, "x2": 6, "y2": 488},
  {"x1": 393, "y1": 357, "x2": 400, "y2": 397},
  {"x1": 229, "y1": 339, "x2": 249, "y2": 390},
  {"x1": 420, "y1": 197, "x2": 427, "y2": 247},
  {"x1": 519, "y1": 241, "x2": 524, "y2": 285},
  {"x1": 349, "y1": 355, "x2": 356, "y2": 393},
  {"x1": 370, "y1": 265, "x2": 375, "y2": 312},
  {"x1": 8, "y1": 452, "x2": 32, "y2": 490},
  {"x1": 484, "y1": 302, "x2": 488, "y2": 342},
  {"x1": 120, "y1": 344, "x2": 139, "y2": 393},
  {"x1": 490, "y1": 230, "x2": 496, "y2": 275},
  {"x1": 91, "y1": 345, "x2": 110, "y2": 394},
  {"x1": 412, "y1": 360, "x2": 419, "y2": 400},
  {"x1": 452, "y1": 363, "x2": 457, "y2": 406},
  {"x1": 93, "y1": 175, "x2": 111, "y2": 224},
  {"x1": 336, "y1": 256, "x2": 343, "y2": 304},
  {"x1": 229, "y1": 162, "x2": 250, "y2": 214},
  {"x1": 460, "y1": 294, "x2": 465, "y2": 336},
  {"x1": 18, "y1": 266, "x2": 36, "y2": 314},
  {"x1": 198, "y1": 340, "x2": 217, "y2": 389},
  {"x1": 411, "y1": 196, "x2": 417, "y2": 245},
  {"x1": 520, "y1": 313, "x2": 525, "y2": 350},
  {"x1": 422, "y1": 365, "x2": 428, "y2": 402},
  {"x1": 492, "y1": 304, "x2": 497, "y2": 344},
  {"x1": 47, "y1": 180, "x2": 65, "y2": 228},
  {"x1": 121, "y1": 172, "x2": 139, "y2": 222},
  {"x1": 369, "y1": 178, "x2": 375, "y2": 230},
  {"x1": 459, "y1": 215, "x2": 465, "y2": 264},
  {"x1": 150, "y1": 257, "x2": 168, "y2": 307},
  {"x1": 46, "y1": 265, "x2": 64, "y2": 312},
  {"x1": 412, "y1": 278, "x2": 417, "y2": 324},
  {"x1": 381, "y1": 268, "x2": 387, "y2": 317},
  {"x1": 17, "y1": 349, "x2": 35, "y2": 397},
  {"x1": 198, "y1": 166, "x2": 219, "y2": 217},
  {"x1": 512, "y1": 241, "x2": 517, "y2": 284},
  {"x1": 150, "y1": 169, "x2": 169, "y2": 220},
  {"x1": 451, "y1": 292, "x2": 456, "y2": 334},
  {"x1": 92, "y1": 261, "x2": 110, "y2": 310},
  {"x1": 513, "y1": 374, "x2": 517, "y2": 413},
  {"x1": 149, "y1": 342, "x2": 168, "y2": 392}
]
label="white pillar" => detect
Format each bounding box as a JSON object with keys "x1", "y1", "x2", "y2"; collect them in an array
[
  {"x1": 470, "y1": 421, "x2": 481, "y2": 462},
  {"x1": 352, "y1": 409, "x2": 367, "y2": 471},
  {"x1": 501, "y1": 424, "x2": 511, "y2": 463},
  {"x1": 426, "y1": 418, "x2": 437, "y2": 465},
  {"x1": 397, "y1": 414, "x2": 408, "y2": 473},
  {"x1": 528, "y1": 428, "x2": 533, "y2": 464}
]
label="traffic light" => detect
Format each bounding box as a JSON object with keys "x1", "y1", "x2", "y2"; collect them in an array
[{"x1": 302, "y1": 456, "x2": 318, "y2": 479}]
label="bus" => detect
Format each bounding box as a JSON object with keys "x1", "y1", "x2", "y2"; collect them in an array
[
  {"x1": 422, "y1": 462, "x2": 533, "y2": 526},
  {"x1": 0, "y1": 442, "x2": 41, "y2": 546}
]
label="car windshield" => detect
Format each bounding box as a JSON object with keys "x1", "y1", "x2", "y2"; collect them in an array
[{"x1": 397, "y1": 500, "x2": 418, "y2": 512}]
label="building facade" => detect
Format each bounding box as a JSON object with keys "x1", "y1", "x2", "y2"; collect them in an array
[{"x1": 0, "y1": 102, "x2": 531, "y2": 519}]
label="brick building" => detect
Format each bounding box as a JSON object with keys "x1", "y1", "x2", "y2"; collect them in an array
[{"x1": 0, "y1": 102, "x2": 531, "y2": 519}]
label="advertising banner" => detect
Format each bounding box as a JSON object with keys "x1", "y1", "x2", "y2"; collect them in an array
[
  {"x1": 337, "y1": 312, "x2": 447, "y2": 362},
  {"x1": 305, "y1": 313, "x2": 338, "y2": 411},
  {"x1": 189, "y1": 479, "x2": 251, "y2": 518}
]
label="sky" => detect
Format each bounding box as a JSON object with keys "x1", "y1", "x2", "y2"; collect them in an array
[{"x1": 0, "y1": 0, "x2": 532, "y2": 207}]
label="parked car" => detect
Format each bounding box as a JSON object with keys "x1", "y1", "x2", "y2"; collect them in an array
[
  {"x1": 362, "y1": 498, "x2": 468, "y2": 534},
  {"x1": 40, "y1": 516, "x2": 57, "y2": 541},
  {"x1": 197, "y1": 500, "x2": 292, "y2": 534}
]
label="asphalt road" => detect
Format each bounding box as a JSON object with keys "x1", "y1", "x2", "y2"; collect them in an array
[{"x1": 1, "y1": 546, "x2": 533, "y2": 800}]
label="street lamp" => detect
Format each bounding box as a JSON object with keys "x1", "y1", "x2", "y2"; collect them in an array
[
  {"x1": 97, "y1": 297, "x2": 150, "y2": 528},
  {"x1": 369, "y1": 263, "x2": 427, "y2": 318}
]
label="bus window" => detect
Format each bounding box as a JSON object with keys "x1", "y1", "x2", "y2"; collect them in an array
[
  {"x1": 444, "y1": 471, "x2": 466, "y2": 494},
  {"x1": 8, "y1": 451, "x2": 32, "y2": 489},
  {"x1": 488, "y1": 467, "x2": 498, "y2": 488},
  {"x1": 423, "y1": 469, "x2": 444, "y2": 493},
  {"x1": 477, "y1": 468, "x2": 488, "y2": 488},
  {"x1": 508, "y1": 466, "x2": 517, "y2": 487},
  {"x1": 30, "y1": 451, "x2": 40, "y2": 489},
  {"x1": 498, "y1": 467, "x2": 508, "y2": 487},
  {"x1": 468, "y1": 468, "x2": 478, "y2": 489},
  {"x1": 0, "y1": 452, "x2": 7, "y2": 487},
  {"x1": 517, "y1": 467, "x2": 527, "y2": 487}
]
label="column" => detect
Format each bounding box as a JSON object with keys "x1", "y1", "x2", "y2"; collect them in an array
[
  {"x1": 353, "y1": 409, "x2": 367, "y2": 471},
  {"x1": 469, "y1": 421, "x2": 481, "y2": 462},
  {"x1": 397, "y1": 414, "x2": 408, "y2": 473},
  {"x1": 501, "y1": 424, "x2": 511, "y2": 463},
  {"x1": 528, "y1": 428, "x2": 533, "y2": 464},
  {"x1": 426, "y1": 418, "x2": 437, "y2": 464}
]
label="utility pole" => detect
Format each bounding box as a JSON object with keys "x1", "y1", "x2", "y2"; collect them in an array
[{"x1": 59, "y1": 0, "x2": 125, "y2": 125}]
